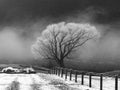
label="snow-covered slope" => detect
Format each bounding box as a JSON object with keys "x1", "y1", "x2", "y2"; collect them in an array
[
  {"x1": 62, "y1": 74, "x2": 120, "y2": 90},
  {"x1": 0, "y1": 72, "x2": 118, "y2": 90},
  {"x1": 0, "y1": 73, "x2": 93, "y2": 90}
]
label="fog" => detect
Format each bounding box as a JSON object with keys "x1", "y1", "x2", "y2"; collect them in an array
[
  {"x1": 0, "y1": 18, "x2": 120, "y2": 72},
  {"x1": 0, "y1": 0, "x2": 119, "y2": 72}
]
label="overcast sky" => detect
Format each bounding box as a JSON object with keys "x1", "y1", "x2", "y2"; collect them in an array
[{"x1": 0, "y1": 0, "x2": 119, "y2": 24}]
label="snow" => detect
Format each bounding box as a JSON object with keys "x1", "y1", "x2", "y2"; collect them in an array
[
  {"x1": 61, "y1": 73, "x2": 120, "y2": 90},
  {"x1": 77, "y1": 75, "x2": 120, "y2": 90},
  {"x1": 30, "y1": 74, "x2": 49, "y2": 84},
  {"x1": 0, "y1": 73, "x2": 63, "y2": 90},
  {"x1": 17, "y1": 74, "x2": 33, "y2": 90},
  {"x1": 40, "y1": 85, "x2": 59, "y2": 90},
  {"x1": 0, "y1": 72, "x2": 118, "y2": 90},
  {"x1": 0, "y1": 74, "x2": 17, "y2": 90},
  {"x1": 38, "y1": 73, "x2": 93, "y2": 90}
]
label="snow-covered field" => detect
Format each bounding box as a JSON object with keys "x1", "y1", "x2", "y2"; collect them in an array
[
  {"x1": 0, "y1": 72, "x2": 118, "y2": 90},
  {"x1": 62, "y1": 73, "x2": 120, "y2": 90},
  {"x1": 0, "y1": 73, "x2": 93, "y2": 90}
]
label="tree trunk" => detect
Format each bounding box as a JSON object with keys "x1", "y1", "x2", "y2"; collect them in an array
[{"x1": 59, "y1": 60, "x2": 65, "y2": 67}]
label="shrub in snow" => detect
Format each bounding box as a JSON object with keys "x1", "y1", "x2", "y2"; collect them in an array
[
  {"x1": 8, "y1": 81, "x2": 20, "y2": 90},
  {"x1": 23, "y1": 67, "x2": 36, "y2": 74},
  {"x1": 2, "y1": 67, "x2": 20, "y2": 73}
]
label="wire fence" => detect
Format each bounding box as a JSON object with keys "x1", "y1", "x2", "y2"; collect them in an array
[{"x1": 49, "y1": 67, "x2": 119, "y2": 90}]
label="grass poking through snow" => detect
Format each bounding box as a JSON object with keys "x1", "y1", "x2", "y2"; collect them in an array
[
  {"x1": 31, "y1": 84, "x2": 41, "y2": 90},
  {"x1": 7, "y1": 81, "x2": 20, "y2": 90},
  {"x1": 38, "y1": 73, "x2": 80, "y2": 90},
  {"x1": 31, "y1": 77, "x2": 41, "y2": 90}
]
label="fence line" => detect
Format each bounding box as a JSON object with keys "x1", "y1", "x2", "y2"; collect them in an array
[{"x1": 49, "y1": 67, "x2": 119, "y2": 90}]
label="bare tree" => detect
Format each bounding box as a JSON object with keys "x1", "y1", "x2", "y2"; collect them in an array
[{"x1": 31, "y1": 22, "x2": 99, "y2": 67}]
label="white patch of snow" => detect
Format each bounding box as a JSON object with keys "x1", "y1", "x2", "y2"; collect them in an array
[
  {"x1": 17, "y1": 74, "x2": 33, "y2": 90},
  {"x1": 0, "y1": 74, "x2": 17, "y2": 90}
]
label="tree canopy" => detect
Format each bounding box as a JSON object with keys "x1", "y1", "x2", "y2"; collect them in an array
[{"x1": 31, "y1": 22, "x2": 99, "y2": 67}]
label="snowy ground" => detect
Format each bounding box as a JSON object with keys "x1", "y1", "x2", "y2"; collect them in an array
[
  {"x1": 0, "y1": 73, "x2": 93, "y2": 90},
  {"x1": 0, "y1": 72, "x2": 118, "y2": 90},
  {"x1": 62, "y1": 73, "x2": 120, "y2": 90}
]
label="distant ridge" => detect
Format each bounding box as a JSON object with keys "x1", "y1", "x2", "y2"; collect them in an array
[{"x1": 102, "y1": 70, "x2": 120, "y2": 77}]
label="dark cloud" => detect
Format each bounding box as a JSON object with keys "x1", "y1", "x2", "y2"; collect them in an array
[{"x1": 0, "y1": 0, "x2": 119, "y2": 24}]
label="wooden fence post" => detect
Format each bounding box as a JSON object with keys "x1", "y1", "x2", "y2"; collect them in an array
[
  {"x1": 56, "y1": 68, "x2": 57, "y2": 75},
  {"x1": 52, "y1": 68, "x2": 53, "y2": 74},
  {"x1": 52, "y1": 67, "x2": 54, "y2": 74},
  {"x1": 48, "y1": 69, "x2": 50, "y2": 74},
  {"x1": 55, "y1": 68, "x2": 56, "y2": 75},
  {"x1": 54, "y1": 67, "x2": 55, "y2": 74},
  {"x1": 81, "y1": 72, "x2": 84, "y2": 85},
  {"x1": 50, "y1": 69, "x2": 51, "y2": 74},
  {"x1": 58, "y1": 68, "x2": 60, "y2": 76},
  {"x1": 60, "y1": 68, "x2": 62, "y2": 76},
  {"x1": 100, "y1": 74, "x2": 103, "y2": 90},
  {"x1": 61, "y1": 68, "x2": 63, "y2": 77},
  {"x1": 65, "y1": 69, "x2": 68, "y2": 80},
  {"x1": 51, "y1": 68, "x2": 53, "y2": 74},
  {"x1": 70, "y1": 70, "x2": 72, "y2": 81},
  {"x1": 59, "y1": 68, "x2": 61, "y2": 76},
  {"x1": 75, "y1": 71, "x2": 78, "y2": 82},
  {"x1": 57, "y1": 68, "x2": 59, "y2": 75},
  {"x1": 89, "y1": 74, "x2": 92, "y2": 87},
  {"x1": 115, "y1": 75, "x2": 118, "y2": 90}
]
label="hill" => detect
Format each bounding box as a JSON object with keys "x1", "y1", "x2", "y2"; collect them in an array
[{"x1": 102, "y1": 70, "x2": 120, "y2": 77}]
